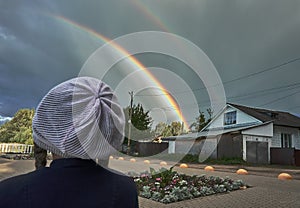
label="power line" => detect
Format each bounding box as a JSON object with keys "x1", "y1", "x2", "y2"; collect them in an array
[
  {"x1": 135, "y1": 92, "x2": 170, "y2": 97},
  {"x1": 228, "y1": 82, "x2": 300, "y2": 101},
  {"x1": 223, "y1": 57, "x2": 300, "y2": 84},
  {"x1": 135, "y1": 57, "x2": 300, "y2": 97},
  {"x1": 134, "y1": 58, "x2": 300, "y2": 115},
  {"x1": 138, "y1": 81, "x2": 300, "y2": 101},
  {"x1": 143, "y1": 82, "x2": 300, "y2": 113},
  {"x1": 259, "y1": 89, "x2": 300, "y2": 107},
  {"x1": 148, "y1": 106, "x2": 178, "y2": 111}
]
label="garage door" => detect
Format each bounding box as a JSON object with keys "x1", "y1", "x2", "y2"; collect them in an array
[{"x1": 246, "y1": 141, "x2": 268, "y2": 164}]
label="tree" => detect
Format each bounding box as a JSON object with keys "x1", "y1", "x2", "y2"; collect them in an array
[
  {"x1": 0, "y1": 109, "x2": 34, "y2": 144},
  {"x1": 124, "y1": 103, "x2": 153, "y2": 142},
  {"x1": 161, "y1": 124, "x2": 172, "y2": 137},
  {"x1": 154, "y1": 122, "x2": 168, "y2": 136},
  {"x1": 131, "y1": 104, "x2": 152, "y2": 132},
  {"x1": 170, "y1": 121, "x2": 182, "y2": 136},
  {"x1": 154, "y1": 121, "x2": 183, "y2": 137},
  {"x1": 190, "y1": 108, "x2": 213, "y2": 132}
]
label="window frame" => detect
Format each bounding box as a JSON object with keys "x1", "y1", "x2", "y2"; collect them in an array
[
  {"x1": 224, "y1": 111, "x2": 237, "y2": 125},
  {"x1": 281, "y1": 133, "x2": 292, "y2": 148}
]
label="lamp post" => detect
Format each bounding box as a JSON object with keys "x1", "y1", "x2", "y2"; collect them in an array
[{"x1": 127, "y1": 91, "x2": 134, "y2": 154}]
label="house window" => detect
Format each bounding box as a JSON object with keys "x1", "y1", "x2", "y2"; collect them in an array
[
  {"x1": 281, "y1": 133, "x2": 292, "y2": 148},
  {"x1": 224, "y1": 111, "x2": 237, "y2": 125}
]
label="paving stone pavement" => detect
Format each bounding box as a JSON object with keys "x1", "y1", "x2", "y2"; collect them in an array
[
  {"x1": 138, "y1": 187, "x2": 300, "y2": 208},
  {"x1": 137, "y1": 169, "x2": 300, "y2": 208},
  {"x1": 1, "y1": 157, "x2": 300, "y2": 208}
]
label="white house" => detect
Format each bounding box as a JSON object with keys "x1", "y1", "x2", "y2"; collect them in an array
[{"x1": 164, "y1": 103, "x2": 300, "y2": 165}]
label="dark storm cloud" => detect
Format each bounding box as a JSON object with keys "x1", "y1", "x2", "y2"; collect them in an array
[
  {"x1": 144, "y1": 0, "x2": 300, "y2": 112},
  {"x1": 0, "y1": 0, "x2": 162, "y2": 116},
  {"x1": 0, "y1": 0, "x2": 94, "y2": 115},
  {"x1": 0, "y1": 0, "x2": 300, "y2": 119}
]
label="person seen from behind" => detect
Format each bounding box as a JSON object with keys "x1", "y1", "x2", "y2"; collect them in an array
[{"x1": 0, "y1": 77, "x2": 139, "y2": 208}]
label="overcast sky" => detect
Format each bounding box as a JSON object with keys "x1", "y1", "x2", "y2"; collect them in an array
[{"x1": 1, "y1": 0, "x2": 300, "y2": 126}]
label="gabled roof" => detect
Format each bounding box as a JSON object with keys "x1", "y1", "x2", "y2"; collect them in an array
[
  {"x1": 228, "y1": 103, "x2": 300, "y2": 128},
  {"x1": 163, "y1": 122, "x2": 272, "y2": 140}
]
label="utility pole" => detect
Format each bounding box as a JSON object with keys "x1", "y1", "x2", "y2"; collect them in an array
[{"x1": 127, "y1": 91, "x2": 134, "y2": 154}]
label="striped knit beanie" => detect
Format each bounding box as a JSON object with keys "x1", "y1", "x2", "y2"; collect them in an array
[{"x1": 32, "y1": 77, "x2": 125, "y2": 160}]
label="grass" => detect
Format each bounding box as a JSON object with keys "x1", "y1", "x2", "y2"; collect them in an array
[{"x1": 203, "y1": 157, "x2": 248, "y2": 165}]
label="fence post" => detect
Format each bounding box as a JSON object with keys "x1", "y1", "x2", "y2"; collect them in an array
[{"x1": 0, "y1": 143, "x2": 34, "y2": 154}]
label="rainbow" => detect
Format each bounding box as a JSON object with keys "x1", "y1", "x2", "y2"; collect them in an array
[
  {"x1": 129, "y1": 0, "x2": 169, "y2": 32},
  {"x1": 49, "y1": 14, "x2": 189, "y2": 129}
]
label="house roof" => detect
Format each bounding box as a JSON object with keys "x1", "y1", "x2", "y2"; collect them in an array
[
  {"x1": 163, "y1": 122, "x2": 271, "y2": 140},
  {"x1": 228, "y1": 103, "x2": 300, "y2": 128}
]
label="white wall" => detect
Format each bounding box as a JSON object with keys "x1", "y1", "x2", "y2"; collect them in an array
[
  {"x1": 174, "y1": 140, "x2": 194, "y2": 154},
  {"x1": 272, "y1": 126, "x2": 300, "y2": 149},
  {"x1": 207, "y1": 106, "x2": 261, "y2": 130},
  {"x1": 198, "y1": 137, "x2": 218, "y2": 161},
  {"x1": 242, "y1": 123, "x2": 273, "y2": 137},
  {"x1": 168, "y1": 141, "x2": 175, "y2": 154}
]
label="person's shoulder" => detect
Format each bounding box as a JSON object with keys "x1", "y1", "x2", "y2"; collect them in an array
[
  {"x1": 0, "y1": 168, "x2": 46, "y2": 208},
  {"x1": 0, "y1": 167, "x2": 48, "y2": 191},
  {"x1": 0, "y1": 171, "x2": 33, "y2": 205},
  {"x1": 0, "y1": 172, "x2": 30, "y2": 188}
]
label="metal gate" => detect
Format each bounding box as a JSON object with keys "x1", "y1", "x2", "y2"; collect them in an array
[
  {"x1": 295, "y1": 150, "x2": 300, "y2": 166},
  {"x1": 270, "y1": 148, "x2": 295, "y2": 165},
  {"x1": 246, "y1": 141, "x2": 268, "y2": 164}
]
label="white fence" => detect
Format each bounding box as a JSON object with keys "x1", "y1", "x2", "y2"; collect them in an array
[{"x1": 0, "y1": 143, "x2": 34, "y2": 154}]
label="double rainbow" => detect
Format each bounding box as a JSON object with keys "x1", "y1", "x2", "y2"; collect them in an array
[{"x1": 50, "y1": 14, "x2": 188, "y2": 129}]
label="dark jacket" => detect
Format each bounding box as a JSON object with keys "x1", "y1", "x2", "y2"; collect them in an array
[{"x1": 0, "y1": 158, "x2": 139, "y2": 208}]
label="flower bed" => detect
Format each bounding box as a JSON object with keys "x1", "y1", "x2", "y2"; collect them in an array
[{"x1": 130, "y1": 167, "x2": 247, "y2": 204}]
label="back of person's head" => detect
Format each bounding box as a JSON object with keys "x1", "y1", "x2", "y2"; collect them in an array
[
  {"x1": 33, "y1": 142, "x2": 47, "y2": 169},
  {"x1": 32, "y1": 77, "x2": 125, "y2": 161}
]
